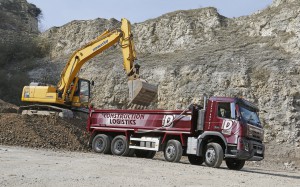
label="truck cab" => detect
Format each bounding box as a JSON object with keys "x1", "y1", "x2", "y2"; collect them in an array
[{"x1": 194, "y1": 97, "x2": 264, "y2": 169}]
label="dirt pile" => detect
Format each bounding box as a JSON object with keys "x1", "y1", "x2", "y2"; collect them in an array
[
  {"x1": 0, "y1": 99, "x2": 89, "y2": 151},
  {"x1": 0, "y1": 99, "x2": 18, "y2": 113},
  {"x1": 0, "y1": 113, "x2": 90, "y2": 151}
]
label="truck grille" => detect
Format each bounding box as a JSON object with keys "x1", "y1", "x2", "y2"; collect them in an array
[{"x1": 248, "y1": 124, "x2": 264, "y2": 141}]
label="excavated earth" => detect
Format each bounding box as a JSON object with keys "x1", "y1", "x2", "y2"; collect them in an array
[{"x1": 0, "y1": 100, "x2": 89, "y2": 151}]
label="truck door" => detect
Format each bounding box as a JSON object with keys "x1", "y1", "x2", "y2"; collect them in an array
[{"x1": 211, "y1": 102, "x2": 237, "y2": 135}]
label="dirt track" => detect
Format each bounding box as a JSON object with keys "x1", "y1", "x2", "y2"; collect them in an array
[{"x1": 1, "y1": 146, "x2": 300, "y2": 187}]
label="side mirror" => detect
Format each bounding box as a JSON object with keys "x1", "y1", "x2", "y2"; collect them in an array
[{"x1": 91, "y1": 80, "x2": 94, "y2": 86}]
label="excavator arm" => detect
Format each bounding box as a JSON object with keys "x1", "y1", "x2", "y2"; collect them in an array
[{"x1": 57, "y1": 29, "x2": 122, "y2": 101}]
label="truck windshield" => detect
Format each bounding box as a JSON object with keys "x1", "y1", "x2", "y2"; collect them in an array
[{"x1": 239, "y1": 105, "x2": 261, "y2": 127}]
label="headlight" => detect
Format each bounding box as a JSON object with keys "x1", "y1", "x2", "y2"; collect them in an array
[
  {"x1": 239, "y1": 138, "x2": 249, "y2": 152},
  {"x1": 24, "y1": 92, "x2": 30, "y2": 98}
]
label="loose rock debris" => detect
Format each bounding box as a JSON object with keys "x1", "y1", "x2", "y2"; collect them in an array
[{"x1": 0, "y1": 112, "x2": 90, "y2": 151}]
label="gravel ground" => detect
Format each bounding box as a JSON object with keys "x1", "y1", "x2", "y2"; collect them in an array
[{"x1": 1, "y1": 145, "x2": 300, "y2": 187}]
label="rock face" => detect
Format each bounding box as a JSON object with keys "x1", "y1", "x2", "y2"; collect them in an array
[
  {"x1": 0, "y1": 0, "x2": 45, "y2": 104},
  {"x1": 41, "y1": 18, "x2": 120, "y2": 57},
  {"x1": 0, "y1": 0, "x2": 40, "y2": 33},
  {"x1": 133, "y1": 8, "x2": 229, "y2": 53},
  {"x1": 0, "y1": 0, "x2": 40, "y2": 46}
]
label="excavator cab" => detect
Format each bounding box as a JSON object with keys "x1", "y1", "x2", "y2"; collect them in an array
[
  {"x1": 128, "y1": 80, "x2": 157, "y2": 106},
  {"x1": 72, "y1": 78, "x2": 91, "y2": 107}
]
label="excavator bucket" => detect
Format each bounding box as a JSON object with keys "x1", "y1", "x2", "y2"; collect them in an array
[{"x1": 128, "y1": 80, "x2": 158, "y2": 106}]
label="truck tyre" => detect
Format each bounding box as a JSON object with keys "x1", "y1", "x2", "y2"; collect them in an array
[
  {"x1": 188, "y1": 155, "x2": 204, "y2": 165},
  {"x1": 111, "y1": 135, "x2": 130, "y2": 156},
  {"x1": 225, "y1": 159, "x2": 245, "y2": 170},
  {"x1": 92, "y1": 134, "x2": 112, "y2": 154},
  {"x1": 204, "y1": 143, "x2": 224, "y2": 168},
  {"x1": 164, "y1": 140, "x2": 183, "y2": 162},
  {"x1": 135, "y1": 150, "x2": 156, "y2": 159}
]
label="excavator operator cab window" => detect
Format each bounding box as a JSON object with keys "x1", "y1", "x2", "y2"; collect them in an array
[{"x1": 75, "y1": 79, "x2": 90, "y2": 103}]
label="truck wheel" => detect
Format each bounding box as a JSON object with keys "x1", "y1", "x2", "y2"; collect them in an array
[
  {"x1": 135, "y1": 150, "x2": 156, "y2": 159},
  {"x1": 188, "y1": 155, "x2": 204, "y2": 165},
  {"x1": 111, "y1": 135, "x2": 130, "y2": 156},
  {"x1": 204, "y1": 143, "x2": 224, "y2": 168},
  {"x1": 164, "y1": 140, "x2": 183, "y2": 162},
  {"x1": 226, "y1": 159, "x2": 245, "y2": 170},
  {"x1": 92, "y1": 134, "x2": 112, "y2": 154}
]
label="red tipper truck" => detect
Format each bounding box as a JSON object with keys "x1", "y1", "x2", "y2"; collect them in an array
[{"x1": 87, "y1": 95, "x2": 264, "y2": 170}]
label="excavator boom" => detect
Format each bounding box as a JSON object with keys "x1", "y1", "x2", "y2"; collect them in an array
[{"x1": 118, "y1": 18, "x2": 157, "y2": 106}]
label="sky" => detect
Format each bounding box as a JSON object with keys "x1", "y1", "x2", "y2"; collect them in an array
[{"x1": 27, "y1": 0, "x2": 273, "y2": 31}]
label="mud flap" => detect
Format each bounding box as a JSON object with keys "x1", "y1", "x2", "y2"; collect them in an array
[{"x1": 128, "y1": 80, "x2": 157, "y2": 106}]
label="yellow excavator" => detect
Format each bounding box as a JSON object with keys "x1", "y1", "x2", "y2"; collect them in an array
[{"x1": 20, "y1": 18, "x2": 157, "y2": 117}]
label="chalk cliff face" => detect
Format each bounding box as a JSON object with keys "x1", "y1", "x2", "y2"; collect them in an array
[
  {"x1": 0, "y1": 0, "x2": 40, "y2": 33},
  {"x1": 133, "y1": 8, "x2": 229, "y2": 53},
  {"x1": 0, "y1": 0, "x2": 43, "y2": 104},
  {"x1": 1, "y1": 0, "x2": 300, "y2": 166},
  {"x1": 0, "y1": 0, "x2": 40, "y2": 46}
]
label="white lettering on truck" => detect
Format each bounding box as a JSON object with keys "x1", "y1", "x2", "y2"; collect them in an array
[{"x1": 102, "y1": 113, "x2": 145, "y2": 125}]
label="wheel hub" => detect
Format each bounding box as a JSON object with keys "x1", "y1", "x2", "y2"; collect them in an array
[
  {"x1": 95, "y1": 139, "x2": 104, "y2": 150},
  {"x1": 166, "y1": 145, "x2": 176, "y2": 159},
  {"x1": 205, "y1": 147, "x2": 216, "y2": 163},
  {"x1": 115, "y1": 140, "x2": 124, "y2": 153}
]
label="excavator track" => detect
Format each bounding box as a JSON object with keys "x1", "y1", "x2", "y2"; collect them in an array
[{"x1": 19, "y1": 105, "x2": 75, "y2": 118}]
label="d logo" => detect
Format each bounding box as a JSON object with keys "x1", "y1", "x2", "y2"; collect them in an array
[
  {"x1": 222, "y1": 120, "x2": 233, "y2": 135},
  {"x1": 162, "y1": 115, "x2": 174, "y2": 127}
]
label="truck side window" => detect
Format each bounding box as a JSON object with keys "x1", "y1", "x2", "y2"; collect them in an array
[{"x1": 217, "y1": 102, "x2": 232, "y2": 119}]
